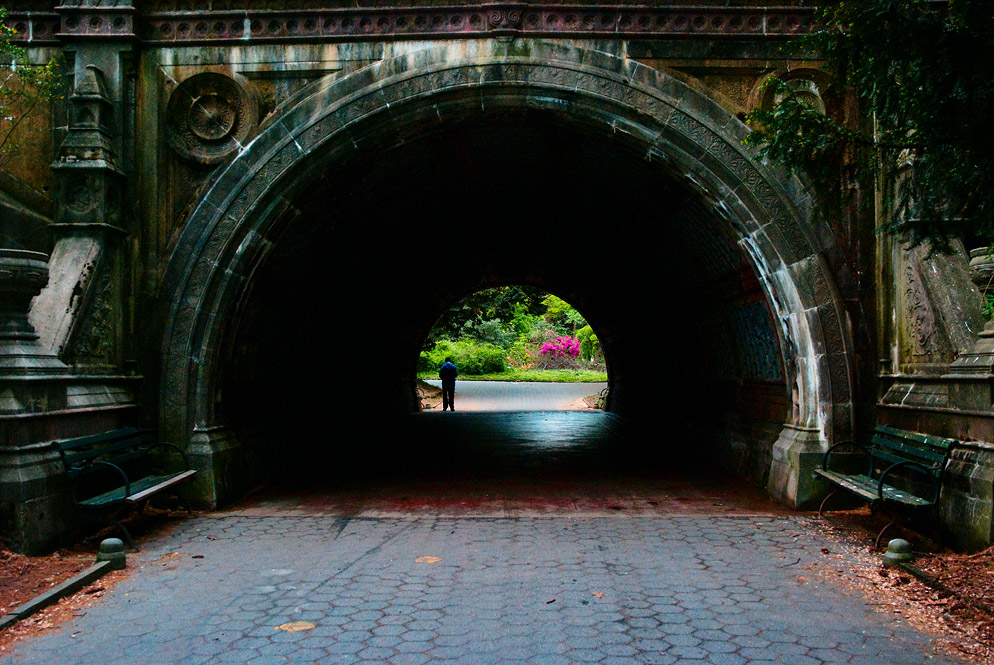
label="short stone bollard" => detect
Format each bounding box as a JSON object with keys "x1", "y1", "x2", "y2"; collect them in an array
[
  {"x1": 96, "y1": 538, "x2": 127, "y2": 570},
  {"x1": 882, "y1": 538, "x2": 914, "y2": 567}
]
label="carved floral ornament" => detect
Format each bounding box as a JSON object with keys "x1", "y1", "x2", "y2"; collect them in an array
[
  {"x1": 905, "y1": 260, "x2": 941, "y2": 357},
  {"x1": 166, "y1": 73, "x2": 258, "y2": 165}
]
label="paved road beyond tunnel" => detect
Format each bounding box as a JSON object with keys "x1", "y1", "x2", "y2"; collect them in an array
[{"x1": 423, "y1": 380, "x2": 607, "y2": 412}]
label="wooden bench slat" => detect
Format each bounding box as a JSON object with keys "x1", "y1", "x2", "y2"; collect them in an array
[
  {"x1": 869, "y1": 448, "x2": 944, "y2": 474},
  {"x1": 817, "y1": 425, "x2": 956, "y2": 513},
  {"x1": 813, "y1": 470, "x2": 933, "y2": 507},
  {"x1": 64, "y1": 449, "x2": 148, "y2": 473},
  {"x1": 57, "y1": 429, "x2": 196, "y2": 545},
  {"x1": 869, "y1": 437, "x2": 950, "y2": 465},
  {"x1": 61, "y1": 438, "x2": 152, "y2": 467},
  {"x1": 53, "y1": 428, "x2": 143, "y2": 452},
  {"x1": 124, "y1": 470, "x2": 197, "y2": 503},
  {"x1": 875, "y1": 425, "x2": 955, "y2": 450}
]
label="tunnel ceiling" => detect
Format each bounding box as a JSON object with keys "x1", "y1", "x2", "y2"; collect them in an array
[
  {"x1": 221, "y1": 109, "x2": 779, "y2": 438},
  {"x1": 280, "y1": 109, "x2": 750, "y2": 308}
]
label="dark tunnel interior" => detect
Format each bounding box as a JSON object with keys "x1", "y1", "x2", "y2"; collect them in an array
[{"x1": 219, "y1": 109, "x2": 788, "y2": 484}]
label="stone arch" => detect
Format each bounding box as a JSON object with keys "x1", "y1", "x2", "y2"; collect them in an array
[{"x1": 155, "y1": 40, "x2": 855, "y2": 507}]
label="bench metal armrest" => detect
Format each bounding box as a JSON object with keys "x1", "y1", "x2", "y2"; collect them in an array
[
  {"x1": 143, "y1": 442, "x2": 191, "y2": 470},
  {"x1": 821, "y1": 440, "x2": 868, "y2": 471},
  {"x1": 73, "y1": 460, "x2": 131, "y2": 505},
  {"x1": 877, "y1": 460, "x2": 940, "y2": 504},
  {"x1": 51, "y1": 441, "x2": 70, "y2": 469}
]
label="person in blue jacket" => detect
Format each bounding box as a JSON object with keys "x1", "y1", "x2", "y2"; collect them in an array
[{"x1": 439, "y1": 357, "x2": 458, "y2": 411}]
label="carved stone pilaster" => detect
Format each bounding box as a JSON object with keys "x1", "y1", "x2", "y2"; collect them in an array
[
  {"x1": 43, "y1": 63, "x2": 126, "y2": 372},
  {"x1": 767, "y1": 425, "x2": 827, "y2": 509},
  {"x1": 187, "y1": 426, "x2": 245, "y2": 509},
  {"x1": 51, "y1": 64, "x2": 125, "y2": 232}
]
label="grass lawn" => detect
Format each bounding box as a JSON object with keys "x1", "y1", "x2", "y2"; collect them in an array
[{"x1": 417, "y1": 368, "x2": 608, "y2": 383}]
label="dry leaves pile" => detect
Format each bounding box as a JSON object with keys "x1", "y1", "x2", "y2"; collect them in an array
[
  {"x1": 812, "y1": 512, "x2": 994, "y2": 663},
  {"x1": 0, "y1": 548, "x2": 128, "y2": 655},
  {"x1": 0, "y1": 549, "x2": 90, "y2": 616}
]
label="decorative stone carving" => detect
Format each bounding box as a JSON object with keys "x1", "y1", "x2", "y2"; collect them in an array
[
  {"x1": 0, "y1": 250, "x2": 68, "y2": 376},
  {"x1": 70, "y1": 267, "x2": 114, "y2": 363},
  {"x1": 9, "y1": 4, "x2": 819, "y2": 46},
  {"x1": 55, "y1": 0, "x2": 136, "y2": 41},
  {"x1": 136, "y1": 6, "x2": 816, "y2": 43},
  {"x1": 752, "y1": 70, "x2": 828, "y2": 116},
  {"x1": 905, "y1": 261, "x2": 940, "y2": 357},
  {"x1": 51, "y1": 64, "x2": 125, "y2": 232},
  {"x1": 488, "y1": 7, "x2": 523, "y2": 32},
  {"x1": 166, "y1": 73, "x2": 258, "y2": 165}
]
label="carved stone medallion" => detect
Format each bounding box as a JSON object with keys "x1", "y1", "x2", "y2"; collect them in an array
[{"x1": 166, "y1": 73, "x2": 258, "y2": 165}]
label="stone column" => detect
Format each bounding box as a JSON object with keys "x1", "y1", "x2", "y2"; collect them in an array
[
  {"x1": 188, "y1": 426, "x2": 246, "y2": 508},
  {"x1": 0, "y1": 250, "x2": 68, "y2": 379},
  {"x1": 0, "y1": 250, "x2": 72, "y2": 554},
  {"x1": 0, "y1": 3, "x2": 139, "y2": 552},
  {"x1": 767, "y1": 425, "x2": 826, "y2": 509}
]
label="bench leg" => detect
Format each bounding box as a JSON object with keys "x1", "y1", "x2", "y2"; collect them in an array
[
  {"x1": 111, "y1": 518, "x2": 136, "y2": 551},
  {"x1": 175, "y1": 491, "x2": 193, "y2": 515},
  {"x1": 873, "y1": 504, "x2": 901, "y2": 551},
  {"x1": 818, "y1": 488, "x2": 841, "y2": 518},
  {"x1": 874, "y1": 520, "x2": 896, "y2": 550}
]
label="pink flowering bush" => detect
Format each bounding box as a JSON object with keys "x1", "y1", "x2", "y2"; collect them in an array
[{"x1": 535, "y1": 332, "x2": 581, "y2": 369}]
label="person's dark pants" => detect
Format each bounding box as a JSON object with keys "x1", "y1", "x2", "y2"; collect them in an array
[{"x1": 442, "y1": 383, "x2": 455, "y2": 410}]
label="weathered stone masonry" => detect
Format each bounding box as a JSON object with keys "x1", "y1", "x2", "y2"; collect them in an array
[{"x1": 0, "y1": 1, "x2": 991, "y2": 553}]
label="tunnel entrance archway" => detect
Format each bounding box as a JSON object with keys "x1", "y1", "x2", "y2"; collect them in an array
[
  {"x1": 418, "y1": 286, "x2": 609, "y2": 413},
  {"x1": 155, "y1": 40, "x2": 855, "y2": 509}
]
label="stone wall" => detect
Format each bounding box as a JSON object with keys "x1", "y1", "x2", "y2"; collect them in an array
[{"x1": 3, "y1": 1, "x2": 993, "y2": 552}]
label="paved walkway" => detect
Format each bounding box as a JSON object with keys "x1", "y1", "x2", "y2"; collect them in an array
[
  {"x1": 0, "y1": 413, "x2": 966, "y2": 665},
  {"x1": 422, "y1": 380, "x2": 607, "y2": 411}
]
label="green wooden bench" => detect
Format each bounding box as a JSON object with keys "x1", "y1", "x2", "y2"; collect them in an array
[
  {"x1": 53, "y1": 427, "x2": 196, "y2": 548},
  {"x1": 814, "y1": 425, "x2": 957, "y2": 547}
]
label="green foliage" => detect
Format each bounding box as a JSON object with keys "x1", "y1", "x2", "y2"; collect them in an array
[
  {"x1": 0, "y1": 9, "x2": 61, "y2": 164},
  {"x1": 541, "y1": 294, "x2": 586, "y2": 333},
  {"x1": 507, "y1": 339, "x2": 533, "y2": 368},
  {"x1": 743, "y1": 0, "x2": 994, "y2": 248},
  {"x1": 510, "y1": 301, "x2": 543, "y2": 338},
  {"x1": 420, "y1": 339, "x2": 507, "y2": 376},
  {"x1": 576, "y1": 324, "x2": 600, "y2": 362},
  {"x1": 423, "y1": 288, "x2": 606, "y2": 375},
  {"x1": 460, "y1": 317, "x2": 515, "y2": 349},
  {"x1": 424, "y1": 286, "x2": 546, "y2": 348},
  {"x1": 984, "y1": 293, "x2": 994, "y2": 320},
  {"x1": 418, "y1": 368, "x2": 608, "y2": 383}
]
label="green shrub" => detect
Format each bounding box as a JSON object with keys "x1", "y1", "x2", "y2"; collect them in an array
[
  {"x1": 507, "y1": 339, "x2": 533, "y2": 368},
  {"x1": 421, "y1": 338, "x2": 507, "y2": 375},
  {"x1": 576, "y1": 324, "x2": 600, "y2": 362},
  {"x1": 461, "y1": 318, "x2": 515, "y2": 349}
]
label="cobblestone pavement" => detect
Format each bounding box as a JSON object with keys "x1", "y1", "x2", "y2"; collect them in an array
[{"x1": 0, "y1": 513, "x2": 964, "y2": 665}]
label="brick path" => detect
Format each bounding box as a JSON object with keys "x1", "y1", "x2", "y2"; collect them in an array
[
  {"x1": 1, "y1": 516, "x2": 966, "y2": 664},
  {"x1": 0, "y1": 413, "x2": 967, "y2": 664}
]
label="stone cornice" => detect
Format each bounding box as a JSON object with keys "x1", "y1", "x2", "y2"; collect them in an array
[
  {"x1": 55, "y1": 2, "x2": 136, "y2": 42},
  {"x1": 6, "y1": 4, "x2": 817, "y2": 46}
]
